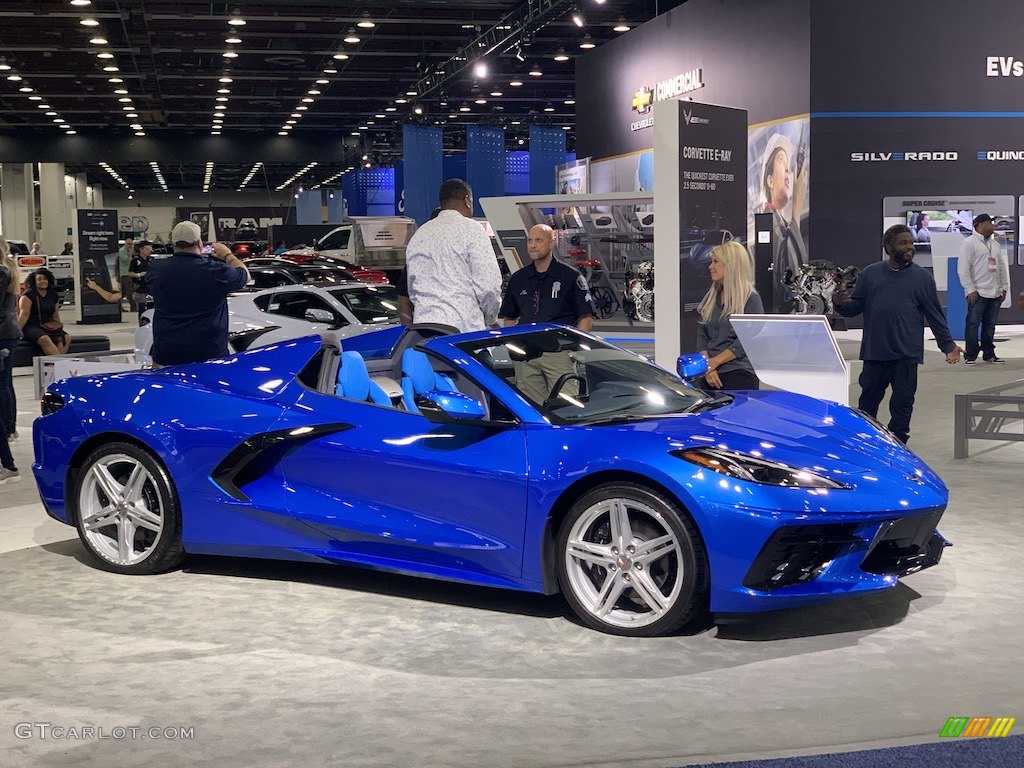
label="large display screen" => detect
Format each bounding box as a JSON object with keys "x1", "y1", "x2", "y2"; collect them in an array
[{"x1": 905, "y1": 210, "x2": 973, "y2": 250}]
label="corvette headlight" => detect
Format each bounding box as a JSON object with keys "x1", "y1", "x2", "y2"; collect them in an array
[{"x1": 673, "y1": 447, "x2": 847, "y2": 489}]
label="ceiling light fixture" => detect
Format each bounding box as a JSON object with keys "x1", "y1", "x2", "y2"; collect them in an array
[
  {"x1": 228, "y1": 16, "x2": 246, "y2": 26},
  {"x1": 222, "y1": 51, "x2": 238, "y2": 58},
  {"x1": 96, "y1": 52, "x2": 114, "y2": 59},
  {"x1": 103, "y1": 66, "x2": 119, "y2": 72},
  {"x1": 219, "y1": 77, "x2": 233, "y2": 83},
  {"x1": 509, "y1": 80, "x2": 523, "y2": 87},
  {"x1": 553, "y1": 48, "x2": 569, "y2": 62},
  {"x1": 79, "y1": 18, "x2": 100, "y2": 27},
  {"x1": 89, "y1": 36, "x2": 107, "y2": 45},
  {"x1": 357, "y1": 13, "x2": 375, "y2": 28},
  {"x1": 108, "y1": 77, "x2": 122, "y2": 83},
  {"x1": 316, "y1": 79, "x2": 329, "y2": 85},
  {"x1": 225, "y1": 36, "x2": 242, "y2": 44},
  {"x1": 473, "y1": 62, "x2": 487, "y2": 78},
  {"x1": 19, "y1": 86, "x2": 32, "y2": 93},
  {"x1": 344, "y1": 29, "x2": 360, "y2": 44},
  {"x1": 528, "y1": 66, "x2": 543, "y2": 76},
  {"x1": 614, "y1": 18, "x2": 630, "y2": 33},
  {"x1": 7, "y1": 75, "x2": 23, "y2": 81},
  {"x1": 572, "y1": 11, "x2": 585, "y2": 27},
  {"x1": 579, "y1": 35, "x2": 596, "y2": 49},
  {"x1": 71, "y1": 0, "x2": 92, "y2": 6},
  {"x1": 332, "y1": 53, "x2": 349, "y2": 61}
]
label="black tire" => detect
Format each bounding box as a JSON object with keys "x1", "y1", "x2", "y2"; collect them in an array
[
  {"x1": 556, "y1": 483, "x2": 707, "y2": 637},
  {"x1": 72, "y1": 441, "x2": 184, "y2": 574}
]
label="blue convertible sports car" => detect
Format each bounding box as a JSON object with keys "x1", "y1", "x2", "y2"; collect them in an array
[{"x1": 33, "y1": 324, "x2": 950, "y2": 637}]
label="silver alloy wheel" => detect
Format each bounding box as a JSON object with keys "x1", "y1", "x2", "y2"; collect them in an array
[
  {"x1": 78, "y1": 453, "x2": 164, "y2": 566},
  {"x1": 563, "y1": 497, "x2": 683, "y2": 630}
]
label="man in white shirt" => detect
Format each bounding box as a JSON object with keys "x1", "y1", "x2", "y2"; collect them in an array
[
  {"x1": 957, "y1": 213, "x2": 1011, "y2": 364},
  {"x1": 406, "y1": 179, "x2": 502, "y2": 333}
]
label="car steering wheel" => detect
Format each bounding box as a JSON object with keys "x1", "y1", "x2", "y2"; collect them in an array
[{"x1": 544, "y1": 373, "x2": 588, "y2": 406}]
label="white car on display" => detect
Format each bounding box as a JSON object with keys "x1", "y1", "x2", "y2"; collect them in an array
[{"x1": 135, "y1": 283, "x2": 401, "y2": 363}]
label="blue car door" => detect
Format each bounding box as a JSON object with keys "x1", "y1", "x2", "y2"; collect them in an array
[{"x1": 274, "y1": 388, "x2": 531, "y2": 588}]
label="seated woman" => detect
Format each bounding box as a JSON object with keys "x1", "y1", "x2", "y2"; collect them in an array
[
  {"x1": 696, "y1": 241, "x2": 763, "y2": 390},
  {"x1": 18, "y1": 268, "x2": 71, "y2": 356}
]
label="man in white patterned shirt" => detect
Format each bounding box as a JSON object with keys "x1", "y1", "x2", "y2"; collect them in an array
[{"x1": 406, "y1": 179, "x2": 502, "y2": 332}]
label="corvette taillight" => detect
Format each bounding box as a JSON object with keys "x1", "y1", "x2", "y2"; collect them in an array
[{"x1": 41, "y1": 392, "x2": 66, "y2": 415}]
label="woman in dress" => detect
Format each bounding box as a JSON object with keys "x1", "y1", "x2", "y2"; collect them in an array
[
  {"x1": 695, "y1": 241, "x2": 764, "y2": 390},
  {"x1": 18, "y1": 267, "x2": 71, "y2": 356}
]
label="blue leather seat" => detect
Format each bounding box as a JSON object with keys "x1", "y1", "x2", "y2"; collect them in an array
[
  {"x1": 336, "y1": 351, "x2": 392, "y2": 406},
  {"x1": 401, "y1": 349, "x2": 457, "y2": 413}
]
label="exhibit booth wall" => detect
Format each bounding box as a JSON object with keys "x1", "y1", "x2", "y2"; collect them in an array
[{"x1": 577, "y1": 0, "x2": 1023, "y2": 324}]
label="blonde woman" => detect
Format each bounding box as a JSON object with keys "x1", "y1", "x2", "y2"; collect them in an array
[{"x1": 695, "y1": 241, "x2": 763, "y2": 390}]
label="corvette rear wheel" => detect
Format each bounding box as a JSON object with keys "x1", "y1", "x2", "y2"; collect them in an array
[
  {"x1": 557, "y1": 483, "x2": 706, "y2": 636},
  {"x1": 73, "y1": 442, "x2": 184, "y2": 574}
]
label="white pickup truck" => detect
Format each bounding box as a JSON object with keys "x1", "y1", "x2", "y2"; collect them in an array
[{"x1": 302, "y1": 216, "x2": 417, "y2": 271}]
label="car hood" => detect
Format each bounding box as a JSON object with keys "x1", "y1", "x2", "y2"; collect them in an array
[{"x1": 607, "y1": 390, "x2": 940, "y2": 490}]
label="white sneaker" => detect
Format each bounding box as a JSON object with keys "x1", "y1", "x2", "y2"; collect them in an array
[
  {"x1": 7, "y1": 431, "x2": 18, "y2": 443},
  {"x1": 0, "y1": 467, "x2": 20, "y2": 485}
]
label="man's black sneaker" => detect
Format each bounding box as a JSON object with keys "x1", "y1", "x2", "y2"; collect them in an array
[
  {"x1": 984, "y1": 356, "x2": 1006, "y2": 364},
  {"x1": 964, "y1": 357, "x2": 976, "y2": 365}
]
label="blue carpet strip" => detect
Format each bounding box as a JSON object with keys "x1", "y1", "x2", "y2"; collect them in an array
[{"x1": 675, "y1": 734, "x2": 1022, "y2": 768}]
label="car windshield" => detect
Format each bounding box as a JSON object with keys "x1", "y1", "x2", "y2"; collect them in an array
[
  {"x1": 457, "y1": 328, "x2": 706, "y2": 424},
  {"x1": 328, "y1": 285, "x2": 399, "y2": 324}
]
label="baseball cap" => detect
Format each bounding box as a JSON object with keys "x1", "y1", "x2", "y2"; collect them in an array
[
  {"x1": 171, "y1": 220, "x2": 202, "y2": 246},
  {"x1": 972, "y1": 213, "x2": 994, "y2": 228},
  {"x1": 761, "y1": 133, "x2": 794, "y2": 193}
]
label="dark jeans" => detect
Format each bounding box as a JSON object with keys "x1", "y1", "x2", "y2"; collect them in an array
[
  {"x1": 858, "y1": 358, "x2": 918, "y2": 444},
  {"x1": 716, "y1": 368, "x2": 761, "y2": 390},
  {"x1": 0, "y1": 339, "x2": 16, "y2": 469},
  {"x1": 964, "y1": 295, "x2": 1001, "y2": 360}
]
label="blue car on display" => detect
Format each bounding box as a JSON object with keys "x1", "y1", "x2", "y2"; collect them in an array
[{"x1": 32, "y1": 324, "x2": 949, "y2": 637}]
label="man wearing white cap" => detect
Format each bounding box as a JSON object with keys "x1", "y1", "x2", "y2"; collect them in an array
[
  {"x1": 759, "y1": 132, "x2": 807, "y2": 310},
  {"x1": 146, "y1": 221, "x2": 250, "y2": 366}
]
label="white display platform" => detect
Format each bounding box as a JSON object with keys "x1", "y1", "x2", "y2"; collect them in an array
[
  {"x1": 34, "y1": 349, "x2": 145, "y2": 399},
  {"x1": 730, "y1": 314, "x2": 849, "y2": 405}
]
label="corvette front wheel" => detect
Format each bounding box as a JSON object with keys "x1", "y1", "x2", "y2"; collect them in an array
[
  {"x1": 73, "y1": 442, "x2": 184, "y2": 574},
  {"x1": 557, "y1": 483, "x2": 707, "y2": 636}
]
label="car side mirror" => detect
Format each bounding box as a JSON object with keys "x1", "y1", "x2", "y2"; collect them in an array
[
  {"x1": 417, "y1": 390, "x2": 487, "y2": 423},
  {"x1": 676, "y1": 353, "x2": 708, "y2": 381},
  {"x1": 305, "y1": 308, "x2": 334, "y2": 323}
]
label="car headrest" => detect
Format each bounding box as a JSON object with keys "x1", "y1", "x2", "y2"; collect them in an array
[
  {"x1": 338, "y1": 351, "x2": 372, "y2": 400},
  {"x1": 401, "y1": 348, "x2": 437, "y2": 392}
]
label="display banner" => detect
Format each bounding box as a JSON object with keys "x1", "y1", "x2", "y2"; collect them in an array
[
  {"x1": 467, "y1": 126, "x2": 505, "y2": 217},
  {"x1": 529, "y1": 126, "x2": 566, "y2": 195},
  {"x1": 403, "y1": 125, "x2": 443, "y2": 225},
  {"x1": 295, "y1": 190, "x2": 322, "y2": 225},
  {"x1": 393, "y1": 161, "x2": 404, "y2": 216},
  {"x1": 653, "y1": 101, "x2": 747, "y2": 367},
  {"x1": 75, "y1": 208, "x2": 120, "y2": 324}
]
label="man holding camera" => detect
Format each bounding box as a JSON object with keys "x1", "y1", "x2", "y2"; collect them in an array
[{"x1": 146, "y1": 221, "x2": 250, "y2": 366}]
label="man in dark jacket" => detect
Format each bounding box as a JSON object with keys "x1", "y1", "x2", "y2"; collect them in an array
[
  {"x1": 147, "y1": 221, "x2": 249, "y2": 366},
  {"x1": 834, "y1": 224, "x2": 962, "y2": 444}
]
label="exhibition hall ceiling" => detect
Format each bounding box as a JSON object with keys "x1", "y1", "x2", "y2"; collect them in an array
[{"x1": 0, "y1": 0, "x2": 685, "y2": 192}]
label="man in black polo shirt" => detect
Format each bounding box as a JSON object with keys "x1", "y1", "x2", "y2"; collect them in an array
[
  {"x1": 147, "y1": 221, "x2": 250, "y2": 366},
  {"x1": 499, "y1": 224, "x2": 595, "y2": 402}
]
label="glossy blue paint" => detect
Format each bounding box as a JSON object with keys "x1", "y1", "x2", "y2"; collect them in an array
[
  {"x1": 33, "y1": 324, "x2": 949, "y2": 615},
  {"x1": 677, "y1": 353, "x2": 709, "y2": 380}
]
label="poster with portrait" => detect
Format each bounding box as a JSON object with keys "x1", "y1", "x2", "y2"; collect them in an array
[
  {"x1": 75, "y1": 208, "x2": 121, "y2": 324},
  {"x1": 747, "y1": 118, "x2": 809, "y2": 311}
]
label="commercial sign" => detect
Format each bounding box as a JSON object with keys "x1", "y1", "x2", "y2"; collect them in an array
[
  {"x1": 629, "y1": 68, "x2": 705, "y2": 132},
  {"x1": 850, "y1": 151, "x2": 959, "y2": 162}
]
